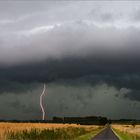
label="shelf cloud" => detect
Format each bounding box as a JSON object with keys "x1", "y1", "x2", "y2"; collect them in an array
[{"x1": 1, "y1": 1, "x2": 140, "y2": 119}]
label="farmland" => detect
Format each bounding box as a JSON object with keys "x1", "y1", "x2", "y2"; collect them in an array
[
  {"x1": 0, "y1": 123, "x2": 103, "y2": 140},
  {"x1": 112, "y1": 124, "x2": 140, "y2": 140}
]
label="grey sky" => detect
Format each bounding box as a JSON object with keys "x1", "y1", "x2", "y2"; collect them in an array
[
  {"x1": 0, "y1": 1, "x2": 140, "y2": 65},
  {"x1": 1, "y1": 1, "x2": 140, "y2": 120}
]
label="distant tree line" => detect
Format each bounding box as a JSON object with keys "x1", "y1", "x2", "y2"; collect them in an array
[
  {"x1": 111, "y1": 119, "x2": 140, "y2": 125},
  {"x1": 1, "y1": 117, "x2": 140, "y2": 125},
  {"x1": 52, "y1": 116, "x2": 108, "y2": 125},
  {"x1": 0, "y1": 116, "x2": 107, "y2": 125}
]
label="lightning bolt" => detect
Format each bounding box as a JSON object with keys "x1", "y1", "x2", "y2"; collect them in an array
[{"x1": 40, "y1": 83, "x2": 46, "y2": 120}]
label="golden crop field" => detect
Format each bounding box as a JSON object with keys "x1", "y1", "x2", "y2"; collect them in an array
[
  {"x1": 0, "y1": 122, "x2": 100, "y2": 140},
  {"x1": 112, "y1": 124, "x2": 140, "y2": 139}
]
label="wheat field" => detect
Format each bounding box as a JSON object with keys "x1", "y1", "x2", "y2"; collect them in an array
[
  {"x1": 112, "y1": 124, "x2": 140, "y2": 139},
  {"x1": 0, "y1": 122, "x2": 100, "y2": 140}
]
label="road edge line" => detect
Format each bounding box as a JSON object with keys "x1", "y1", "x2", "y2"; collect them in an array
[{"x1": 111, "y1": 127, "x2": 122, "y2": 140}]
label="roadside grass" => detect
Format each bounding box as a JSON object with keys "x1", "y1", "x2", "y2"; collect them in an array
[
  {"x1": 6, "y1": 126, "x2": 103, "y2": 140},
  {"x1": 74, "y1": 127, "x2": 104, "y2": 140},
  {"x1": 112, "y1": 128, "x2": 140, "y2": 140}
]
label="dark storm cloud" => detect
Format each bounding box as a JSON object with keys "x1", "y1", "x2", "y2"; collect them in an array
[
  {"x1": 122, "y1": 89, "x2": 140, "y2": 101},
  {"x1": 0, "y1": 0, "x2": 140, "y2": 111},
  {"x1": 1, "y1": 57, "x2": 140, "y2": 104},
  {"x1": 1, "y1": 22, "x2": 140, "y2": 101},
  {"x1": 0, "y1": 80, "x2": 40, "y2": 94}
]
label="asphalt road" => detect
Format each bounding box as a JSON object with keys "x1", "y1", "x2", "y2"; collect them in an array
[{"x1": 91, "y1": 126, "x2": 119, "y2": 140}]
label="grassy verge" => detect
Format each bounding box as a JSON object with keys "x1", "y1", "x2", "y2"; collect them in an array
[
  {"x1": 112, "y1": 128, "x2": 140, "y2": 140},
  {"x1": 74, "y1": 127, "x2": 104, "y2": 140},
  {"x1": 6, "y1": 126, "x2": 103, "y2": 140}
]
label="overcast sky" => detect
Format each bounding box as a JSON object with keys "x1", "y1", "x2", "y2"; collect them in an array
[{"x1": 1, "y1": 1, "x2": 140, "y2": 120}]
